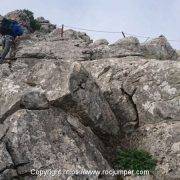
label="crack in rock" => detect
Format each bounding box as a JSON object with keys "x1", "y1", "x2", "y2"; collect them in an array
[
  {"x1": 0, "y1": 101, "x2": 21, "y2": 124},
  {"x1": 121, "y1": 86, "x2": 139, "y2": 129}
]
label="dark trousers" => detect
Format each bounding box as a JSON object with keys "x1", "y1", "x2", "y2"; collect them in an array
[{"x1": 0, "y1": 35, "x2": 14, "y2": 64}]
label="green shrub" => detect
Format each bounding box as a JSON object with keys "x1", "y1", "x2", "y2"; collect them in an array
[
  {"x1": 30, "y1": 19, "x2": 41, "y2": 31},
  {"x1": 22, "y1": 9, "x2": 41, "y2": 31},
  {"x1": 115, "y1": 149, "x2": 156, "y2": 175}
]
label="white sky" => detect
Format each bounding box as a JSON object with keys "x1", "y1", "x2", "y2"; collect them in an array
[{"x1": 1, "y1": 0, "x2": 180, "y2": 49}]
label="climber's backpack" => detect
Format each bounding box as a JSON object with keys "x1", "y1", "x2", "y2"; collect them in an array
[{"x1": 0, "y1": 18, "x2": 23, "y2": 38}]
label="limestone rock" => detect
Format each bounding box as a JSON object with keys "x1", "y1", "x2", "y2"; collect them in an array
[
  {"x1": 82, "y1": 58, "x2": 180, "y2": 127},
  {"x1": 92, "y1": 39, "x2": 109, "y2": 46},
  {"x1": 89, "y1": 36, "x2": 142, "y2": 60},
  {"x1": 68, "y1": 63, "x2": 120, "y2": 136},
  {"x1": 0, "y1": 13, "x2": 180, "y2": 179},
  {"x1": 0, "y1": 142, "x2": 14, "y2": 173},
  {"x1": 26, "y1": 60, "x2": 72, "y2": 101},
  {"x1": 132, "y1": 122, "x2": 180, "y2": 179},
  {"x1": 27, "y1": 60, "x2": 120, "y2": 136},
  {"x1": 36, "y1": 17, "x2": 56, "y2": 33},
  {"x1": 114, "y1": 36, "x2": 140, "y2": 47},
  {"x1": 0, "y1": 64, "x2": 11, "y2": 79},
  {"x1": 90, "y1": 44, "x2": 110, "y2": 60},
  {"x1": 20, "y1": 90, "x2": 49, "y2": 110},
  {"x1": 63, "y1": 29, "x2": 92, "y2": 44},
  {"x1": 16, "y1": 32, "x2": 92, "y2": 61},
  {"x1": 4, "y1": 109, "x2": 111, "y2": 179},
  {"x1": 0, "y1": 59, "x2": 120, "y2": 138},
  {"x1": 90, "y1": 36, "x2": 177, "y2": 61},
  {"x1": 0, "y1": 70, "x2": 30, "y2": 122},
  {"x1": 0, "y1": 124, "x2": 8, "y2": 141},
  {"x1": 16, "y1": 32, "x2": 178, "y2": 62},
  {"x1": 0, "y1": 168, "x2": 18, "y2": 180},
  {"x1": 109, "y1": 36, "x2": 142, "y2": 58},
  {"x1": 141, "y1": 35, "x2": 178, "y2": 60}
]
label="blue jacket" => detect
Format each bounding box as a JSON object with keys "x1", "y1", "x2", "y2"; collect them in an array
[{"x1": 0, "y1": 18, "x2": 23, "y2": 38}]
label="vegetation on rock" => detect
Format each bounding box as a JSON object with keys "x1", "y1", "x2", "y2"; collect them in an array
[
  {"x1": 22, "y1": 9, "x2": 41, "y2": 31},
  {"x1": 115, "y1": 149, "x2": 156, "y2": 175}
]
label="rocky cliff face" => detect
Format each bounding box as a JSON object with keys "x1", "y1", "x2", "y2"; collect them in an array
[{"x1": 0, "y1": 21, "x2": 180, "y2": 180}]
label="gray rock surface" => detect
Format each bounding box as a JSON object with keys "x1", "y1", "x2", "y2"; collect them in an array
[
  {"x1": 141, "y1": 35, "x2": 178, "y2": 60},
  {"x1": 36, "y1": 17, "x2": 56, "y2": 33},
  {"x1": 131, "y1": 122, "x2": 180, "y2": 179},
  {"x1": 20, "y1": 90, "x2": 49, "y2": 109},
  {"x1": 0, "y1": 59, "x2": 120, "y2": 138},
  {"x1": 109, "y1": 36, "x2": 142, "y2": 58},
  {"x1": 89, "y1": 36, "x2": 178, "y2": 60},
  {"x1": 92, "y1": 39, "x2": 109, "y2": 46},
  {"x1": 82, "y1": 58, "x2": 180, "y2": 125},
  {"x1": 0, "y1": 142, "x2": 13, "y2": 172},
  {"x1": 0, "y1": 69, "x2": 30, "y2": 122},
  {"x1": 16, "y1": 31, "x2": 178, "y2": 62},
  {"x1": 0, "y1": 64, "x2": 11, "y2": 79},
  {"x1": 3, "y1": 108, "x2": 111, "y2": 179},
  {"x1": 16, "y1": 31, "x2": 92, "y2": 61},
  {"x1": 89, "y1": 36, "x2": 142, "y2": 60},
  {"x1": 27, "y1": 60, "x2": 120, "y2": 137},
  {"x1": 0, "y1": 22, "x2": 180, "y2": 180}
]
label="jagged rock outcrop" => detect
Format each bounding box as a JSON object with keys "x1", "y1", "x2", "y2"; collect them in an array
[
  {"x1": 0, "y1": 60, "x2": 120, "y2": 138},
  {"x1": 1, "y1": 109, "x2": 113, "y2": 180},
  {"x1": 89, "y1": 36, "x2": 142, "y2": 60},
  {"x1": 109, "y1": 37, "x2": 142, "y2": 58},
  {"x1": 82, "y1": 57, "x2": 180, "y2": 126},
  {"x1": 82, "y1": 57, "x2": 179, "y2": 179},
  {"x1": 16, "y1": 30, "x2": 92, "y2": 61},
  {"x1": 141, "y1": 35, "x2": 178, "y2": 60},
  {"x1": 90, "y1": 36, "x2": 178, "y2": 60},
  {"x1": 15, "y1": 29, "x2": 178, "y2": 62},
  {"x1": 36, "y1": 17, "x2": 56, "y2": 33},
  {"x1": 0, "y1": 18, "x2": 180, "y2": 179},
  {"x1": 91, "y1": 39, "x2": 109, "y2": 46}
]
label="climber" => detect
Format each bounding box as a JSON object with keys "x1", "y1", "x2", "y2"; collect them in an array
[{"x1": 0, "y1": 15, "x2": 28, "y2": 64}]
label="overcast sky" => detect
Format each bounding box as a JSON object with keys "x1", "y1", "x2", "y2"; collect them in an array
[{"x1": 1, "y1": 0, "x2": 180, "y2": 48}]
